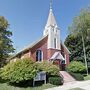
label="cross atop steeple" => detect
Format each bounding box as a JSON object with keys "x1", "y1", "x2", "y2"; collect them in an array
[{"x1": 50, "y1": 0, "x2": 52, "y2": 10}]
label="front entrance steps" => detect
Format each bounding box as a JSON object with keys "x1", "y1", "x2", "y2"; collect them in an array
[{"x1": 60, "y1": 71, "x2": 76, "y2": 83}]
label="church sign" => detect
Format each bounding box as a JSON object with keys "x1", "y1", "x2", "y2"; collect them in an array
[{"x1": 33, "y1": 71, "x2": 46, "y2": 86}]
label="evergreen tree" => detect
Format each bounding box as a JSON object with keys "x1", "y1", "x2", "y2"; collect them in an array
[
  {"x1": 65, "y1": 34, "x2": 90, "y2": 62},
  {"x1": 0, "y1": 16, "x2": 14, "y2": 67}
]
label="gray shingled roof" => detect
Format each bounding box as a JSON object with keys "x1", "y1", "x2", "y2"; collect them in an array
[{"x1": 11, "y1": 35, "x2": 48, "y2": 59}]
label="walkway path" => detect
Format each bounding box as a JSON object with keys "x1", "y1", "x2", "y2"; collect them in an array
[
  {"x1": 45, "y1": 80, "x2": 90, "y2": 90},
  {"x1": 60, "y1": 71, "x2": 75, "y2": 83}
]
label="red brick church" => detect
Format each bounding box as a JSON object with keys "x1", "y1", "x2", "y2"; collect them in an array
[{"x1": 12, "y1": 1, "x2": 70, "y2": 70}]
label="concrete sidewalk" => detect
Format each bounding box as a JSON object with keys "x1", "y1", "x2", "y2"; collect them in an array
[{"x1": 45, "y1": 80, "x2": 90, "y2": 90}]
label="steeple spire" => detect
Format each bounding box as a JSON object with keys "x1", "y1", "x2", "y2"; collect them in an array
[
  {"x1": 45, "y1": 0, "x2": 57, "y2": 27},
  {"x1": 50, "y1": 0, "x2": 52, "y2": 10},
  {"x1": 43, "y1": 0, "x2": 60, "y2": 50}
]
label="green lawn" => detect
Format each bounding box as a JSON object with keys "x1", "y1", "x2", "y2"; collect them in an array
[
  {"x1": 84, "y1": 75, "x2": 90, "y2": 80},
  {"x1": 69, "y1": 88, "x2": 85, "y2": 90},
  {"x1": 0, "y1": 83, "x2": 56, "y2": 90}
]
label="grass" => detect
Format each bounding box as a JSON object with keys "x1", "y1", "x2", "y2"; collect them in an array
[
  {"x1": 84, "y1": 75, "x2": 90, "y2": 80},
  {"x1": 0, "y1": 83, "x2": 56, "y2": 90}
]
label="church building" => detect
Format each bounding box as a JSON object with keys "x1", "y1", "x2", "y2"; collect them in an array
[{"x1": 12, "y1": 1, "x2": 70, "y2": 70}]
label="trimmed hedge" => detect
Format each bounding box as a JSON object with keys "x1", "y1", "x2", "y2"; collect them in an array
[
  {"x1": 67, "y1": 61, "x2": 86, "y2": 73},
  {"x1": 0, "y1": 58, "x2": 38, "y2": 83},
  {"x1": 0, "y1": 59, "x2": 60, "y2": 86},
  {"x1": 49, "y1": 76, "x2": 63, "y2": 85},
  {"x1": 35, "y1": 61, "x2": 59, "y2": 76},
  {"x1": 69, "y1": 72, "x2": 84, "y2": 81}
]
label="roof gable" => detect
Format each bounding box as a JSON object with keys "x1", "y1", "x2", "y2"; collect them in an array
[
  {"x1": 61, "y1": 42, "x2": 71, "y2": 54},
  {"x1": 12, "y1": 35, "x2": 48, "y2": 59}
]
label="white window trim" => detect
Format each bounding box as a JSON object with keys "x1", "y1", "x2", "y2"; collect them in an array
[
  {"x1": 36, "y1": 50, "x2": 43, "y2": 62},
  {"x1": 42, "y1": 51, "x2": 43, "y2": 62}
]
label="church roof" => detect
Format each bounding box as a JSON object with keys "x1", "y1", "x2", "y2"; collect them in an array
[
  {"x1": 11, "y1": 36, "x2": 70, "y2": 60},
  {"x1": 46, "y1": 8, "x2": 57, "y2": 27},
  {"x1": 50, "y1": 52, "x2": 65, "y2": 60},
  {"x1": 11, "y1": 35, "x2": 48, "y2": 59},
  {"x1": 61, "y1": 42, "x2": 71, "y2": 54}
]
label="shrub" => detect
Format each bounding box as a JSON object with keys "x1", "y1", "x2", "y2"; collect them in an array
[
  {"x1": 49, "y1": 76, "x2": 63, "y2": 85},
  {"x1": 35, "y1": 61, "x2": 59, "y2": 76},
  {"x1": 67, "y1": 61, "x2": 86, "y2": 73},
  {"x1": 84, "y1": 75, "x2": 90, "y2": 80},
  {"x1": 69, "y1": 72, "x2": 84, "y2": 81},
  {"x1": 0, "y1": 58, "x2": 38, "y2": 83}
]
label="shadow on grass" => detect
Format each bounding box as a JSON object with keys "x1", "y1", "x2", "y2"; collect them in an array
[
  {"x1": 9, "y1": 80, "x2": 45, "y2": 88},
  {"x1": 0, "y1": 77, "x2": 7, "y2": 83}
]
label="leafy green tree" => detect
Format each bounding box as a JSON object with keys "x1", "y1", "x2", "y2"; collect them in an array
[
  {"x1": 68, "y1": 7, "x2": 90, "y2": 61},
  {"x1": 0, "y1": 16, "x2": 14, "y2": 67},
  {"x1": 65, "y1": 7, "x2": 90, "y2": 75},
  {"x1": 69, "y1": 7, "x2": 90, "y2": 39}
]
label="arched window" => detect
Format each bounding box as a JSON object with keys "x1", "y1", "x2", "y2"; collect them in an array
[
  {"x1": 36, "y1": 50, "x2": 42, "y2": 62},
  {"x1": 54, "y1": 38, "x2": 56, "y2": 48}
]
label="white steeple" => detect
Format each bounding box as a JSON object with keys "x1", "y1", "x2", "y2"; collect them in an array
[
  {"x1": 46, "y1": 0, "x2": 57, "y2": 27},
  {"x1": 43, "y1": 0, "x2": 61, "y2": 50}
]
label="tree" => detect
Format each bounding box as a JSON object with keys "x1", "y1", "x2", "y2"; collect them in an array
[
  {"x1": 65, "y1": 7, "x2": 90, "y2": 75},
  {"x1": 0, "y1": 16, "x2": 14, "y2": 67},
  {"x1": 65, "y1": 34, "x2": 84, "y2": 62},
  {"x1": 69, "y1": 7, "x2": 90, "y2": 38}
]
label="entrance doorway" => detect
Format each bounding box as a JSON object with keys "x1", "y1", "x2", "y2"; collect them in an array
[
  {"x1": 60, "y1": 60, "x2": 66, "y2": 71},
  {"x1": 53, "y1": 60, "x2": 66, "y2": 71}
]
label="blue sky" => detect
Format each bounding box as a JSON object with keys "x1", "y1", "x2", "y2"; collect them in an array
[{"x1": 0, "y1": 0, "x2": 90, "y2": 52}]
